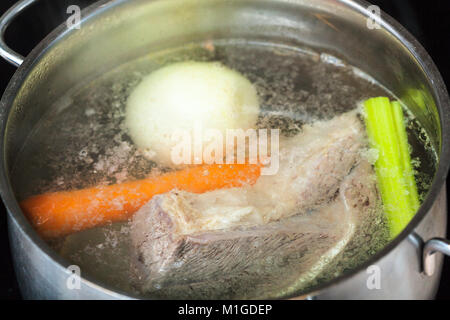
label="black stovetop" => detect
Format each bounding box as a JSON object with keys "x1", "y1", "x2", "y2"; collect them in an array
[{"x1": 0, "y1": 0, "x2": 449, "y2": 300}]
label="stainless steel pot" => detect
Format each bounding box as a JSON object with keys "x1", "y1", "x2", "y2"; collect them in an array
[{"x1": 1, "y1": 0, "x2": 449, "y2": 300}]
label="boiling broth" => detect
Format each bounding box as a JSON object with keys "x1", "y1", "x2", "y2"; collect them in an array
[{"x1": 11, "y1": 39, "x2": 436, "y2": 298}]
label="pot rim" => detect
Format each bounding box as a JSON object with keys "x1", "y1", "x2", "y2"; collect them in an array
[{"x1": 0, "y1": 0, "x2": 449, "y2": 299}]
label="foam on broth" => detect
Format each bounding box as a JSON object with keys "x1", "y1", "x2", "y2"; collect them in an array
[{"x1": 11, "y1": 40, "x2": 436, "y2": 298}]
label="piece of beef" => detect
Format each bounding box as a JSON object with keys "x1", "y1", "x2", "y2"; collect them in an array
[{"x1": 130, "y1": 112, "x2": 376, "y2": 298}]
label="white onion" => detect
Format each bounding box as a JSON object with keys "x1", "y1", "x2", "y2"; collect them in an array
[{"x1": 125, "y1": 61, "x2": 260, "y2": 167}]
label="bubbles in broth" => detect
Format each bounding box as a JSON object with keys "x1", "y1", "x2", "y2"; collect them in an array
[{"x1": 11, "y1": 40, "x2": 436, "y2": 299}]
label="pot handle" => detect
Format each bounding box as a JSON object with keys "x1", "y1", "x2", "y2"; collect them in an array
[
  {"x1": 0, "y1": 0, "x2": 40, "y2": 67},
  {"x1": 423, "y1": 238, "x2": 450, "y2": 276}
]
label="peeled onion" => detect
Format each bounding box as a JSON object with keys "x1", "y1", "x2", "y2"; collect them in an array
[{"x1": 125, "y1": 61, "x2": 260, "y2": 167}]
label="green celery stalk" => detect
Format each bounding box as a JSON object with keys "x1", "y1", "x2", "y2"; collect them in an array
[
  {"x1": 363, "y1": 97, "x2": 420, "y2": 238},
  {"x1": 391, "y1": 101, "x2": 420, "y2": 213}
]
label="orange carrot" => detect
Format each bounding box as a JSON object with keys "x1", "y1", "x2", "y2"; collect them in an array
[{"x1": 20, "y1": 164, "x2": 261, "y2": 238}]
